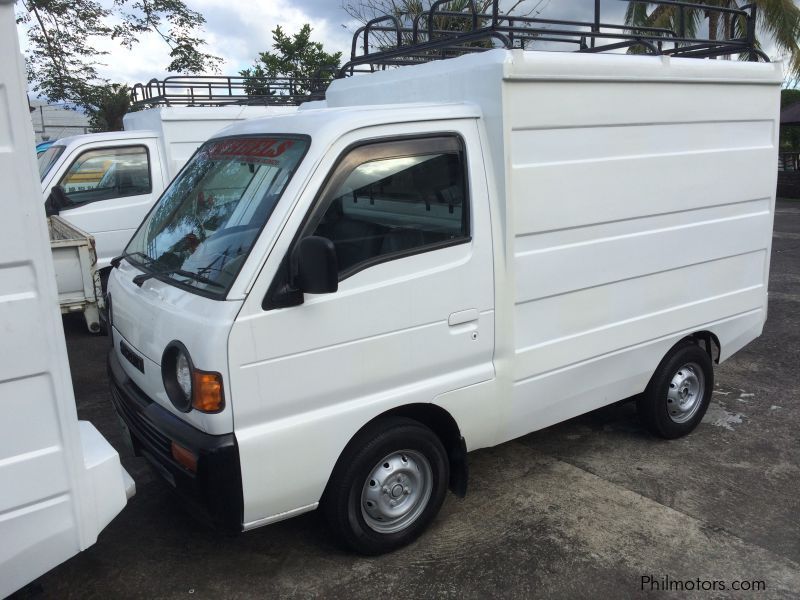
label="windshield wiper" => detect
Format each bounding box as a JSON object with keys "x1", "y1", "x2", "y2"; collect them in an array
[
  {"x1": 111, "y1": 251, "x2": 155, "y2": 270},
  {"x1": 133, "y1": 268, "x2": 224, "y2": 289}
]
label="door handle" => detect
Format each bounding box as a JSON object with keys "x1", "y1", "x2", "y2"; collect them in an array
[{"x1": 448, "y1": 309, "x2": 479, "y2": 327}]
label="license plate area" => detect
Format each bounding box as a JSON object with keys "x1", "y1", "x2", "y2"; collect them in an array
[{"x1": 120, "y1": 340, "x2": 145, "y2": 373}]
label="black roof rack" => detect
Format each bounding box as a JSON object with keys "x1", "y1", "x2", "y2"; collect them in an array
[
  {"x1": 339, "y1": 0, "x2": 770, "y2": 77},
  {"x1": 130, "y1": 75, "x2": 330, "y2": 108}
]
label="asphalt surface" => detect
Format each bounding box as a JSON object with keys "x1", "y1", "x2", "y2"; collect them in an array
[{"x1": 17, "y1": 201, "x2": 800, "y2": 599}]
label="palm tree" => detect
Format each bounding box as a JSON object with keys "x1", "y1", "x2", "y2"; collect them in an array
[
  {"x1": 83, "y1": 84, "x2": 131, "y2": 132},
  {"x1": 624, "y1": 1, "x2": 800, "y2": 78},
  {"x1": 343, "y1": 0, "x2": 545, "y2": 51}
]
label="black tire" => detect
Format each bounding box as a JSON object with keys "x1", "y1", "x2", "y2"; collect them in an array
[
  {"x1": 322, "y1": 416, "x2": 449, "y2": 555},
  {"x1": 98, "y1": 268, "x2": 111, "y2": 336},
  {"x1": 637, "y1": 340, "x2": 714, "y2": 439}
]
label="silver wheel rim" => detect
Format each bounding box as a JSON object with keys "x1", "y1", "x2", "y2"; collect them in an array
[
  {"x1": 666, "y1": 362, "x2": 705, "y2": 423},
  {"x1": 360, "y1": 450, "x2": 432, "y2": 534}
]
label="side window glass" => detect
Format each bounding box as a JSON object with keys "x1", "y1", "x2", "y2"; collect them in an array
[
  {"x1": 58, "y1": 146, "x2": 151, "y2": 206},
  {"x1": 311, "y1": 137, "x2": 468, "y2": 277}
]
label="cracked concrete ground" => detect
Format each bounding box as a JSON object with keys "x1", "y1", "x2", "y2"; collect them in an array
[{"x1": 18, "y1": 201, "x2": 799, "y2": 599}]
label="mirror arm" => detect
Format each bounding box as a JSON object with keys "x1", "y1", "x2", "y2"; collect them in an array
[{"x1": 268, "y1": 283, "x2": 304, "y2": 309}]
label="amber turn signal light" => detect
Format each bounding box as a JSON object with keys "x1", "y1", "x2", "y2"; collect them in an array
[
  {"x1": 192, "y1": 370, "x2": 224, "y2": 413},
  {"x1": 171, "y1": 442, "x2": 198, "y2": 473}
]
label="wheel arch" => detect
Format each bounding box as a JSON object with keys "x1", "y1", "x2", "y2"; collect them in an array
[
  {"x1": 327, "y1": 403, "x2": 468, "y2": 499},
  {"x1": 683, "y1": 330, "x2": 721, "y2": 364}
]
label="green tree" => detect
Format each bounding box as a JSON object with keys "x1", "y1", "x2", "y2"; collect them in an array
[
  {"x1": 624, "y1": 1, "x2": 800, "y2": 78},
  {"x1": 240, "y1": 25, "x2": 342, "y2": 98},
  {"x1": 781, "y1": 87, "x2": 800, "y2": 108},
  {"x1": 85, "y1": 84, "x2": 132, "y2": 132},
  {"x1": 781, "y1": 88, "x2": 800, "y2": 150},
  {"x1": 17, "y1": 0, "x2": 221, "y2": 109}
]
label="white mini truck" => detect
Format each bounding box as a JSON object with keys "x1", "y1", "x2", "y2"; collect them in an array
[{"x1": 107, "y1": 19, "x2": 781, "y2": 553}]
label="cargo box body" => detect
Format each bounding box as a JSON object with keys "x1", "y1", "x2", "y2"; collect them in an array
[{"x1": 326, "y1": 49, "x2": 781, "y2": 442}]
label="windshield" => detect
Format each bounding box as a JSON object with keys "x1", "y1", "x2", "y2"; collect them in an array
[
  {"x1": 38, "y1": 145, "x2": 65, "y2": 181},
  {"x1": 124, "y1": 135, "x2": 309, "y2": 298}
]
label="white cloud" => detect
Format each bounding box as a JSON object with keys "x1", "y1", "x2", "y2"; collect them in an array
[{"x1": 19, "y1": 0, "x2": 357, "y2": 89}]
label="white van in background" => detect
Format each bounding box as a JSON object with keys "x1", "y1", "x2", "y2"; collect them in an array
[
  {"x1": 0, "y1": 1, "x2": 132, "y2": 595},
  {"x1": 39, "y1": 100, "x2": 300, "y2": 331},
  {"x1": 106, "y1": 2, "x2": 781, "y2": 555},
  {"x1": 40, "y1": 103, "x2": 298, "y2": 272}
]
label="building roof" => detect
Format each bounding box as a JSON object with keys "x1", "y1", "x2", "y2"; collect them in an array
[{"x1": 781, "y1": 102, "x2": 800, "y2": 126}]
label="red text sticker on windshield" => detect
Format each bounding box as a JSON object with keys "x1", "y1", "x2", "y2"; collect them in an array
[{"x1": 207, "y1": 138, "x2": 295, "y2": 164}]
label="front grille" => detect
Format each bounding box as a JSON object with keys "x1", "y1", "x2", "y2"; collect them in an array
[{"x1": 111, "y1": 378, "x2": 171, "y2": 459}]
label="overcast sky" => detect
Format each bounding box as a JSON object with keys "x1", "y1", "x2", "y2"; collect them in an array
[{"x1": 18, "y1": 0, "x2": 785, "y2": 88}]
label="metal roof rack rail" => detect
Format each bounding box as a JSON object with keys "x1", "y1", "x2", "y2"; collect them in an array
[
  {"x1": 339, "y1": 0, "x2": 770, "y2": 77},
  {"x1": 130, "y1": 74, "x2": 332, "y2": 108}
]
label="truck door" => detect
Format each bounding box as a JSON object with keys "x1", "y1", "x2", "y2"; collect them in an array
[
  {"x1": 48, "y1": 140, "x2": 165, "y2": 268},
  {"x1": 229, "y1": 120, "x2": 495, "y2": 522}
]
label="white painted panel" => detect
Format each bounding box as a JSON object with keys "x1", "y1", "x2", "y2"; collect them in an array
[
  {"x1": 0, "y1": 375, "x2": 63, "y2": 460},
  {"x1": 514, "y1": 286, "x2": 764, "y2": 381},
  {"x1": 510, "y1": 120, "x2": 773, "y2": 167},
  {"x1": 515, "y1": 210, "x2": 772, "y2": 303},
  {"x1": 515, "y1": 198, "x2": 770, "y2": 253},
  {"x1": 0, "y1": 496, "x2": 78, "y2": 597},
  {"x1": 0, "y1": 448, "x2": 69, "y2": 514},
  {"x1": 511, "y1": 148, "x2": 775, "y2": 235},
  {"x1": 515, "y1": 250, "x2": 766, "y2": 352},
  {"x1": 504, "y1": 79, "x2": 778, "y2": 131}
]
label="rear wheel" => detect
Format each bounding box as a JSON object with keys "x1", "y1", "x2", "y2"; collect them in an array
[
  {"x1": 637, "y1": 340, "x2": 714, "y2": 439},
  {"x1": 323, "y1": 417, "x2": 449, "y2": 555}
]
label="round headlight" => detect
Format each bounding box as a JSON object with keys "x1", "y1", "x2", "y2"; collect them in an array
[
  {"x1": 175, "y1": 352, "x2": 192, "y2": 398},
  {"x1": 162, "y1": 342, "x2": 194, "y2": 412}
]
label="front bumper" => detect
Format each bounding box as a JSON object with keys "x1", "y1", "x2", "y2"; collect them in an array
[{"x1": 108, "y1": 348, "x2": 243, "y2": 532}]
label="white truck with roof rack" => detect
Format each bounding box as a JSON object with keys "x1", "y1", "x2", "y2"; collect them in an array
[
  {"x1": 40, "y1": 94, "x2": 302, "y2": 331},
  {"x1": 1, "y1": 1, "x2": 132, "y2": 595},
  {"x1": 105, "y1": 0, "x2": 780, "y2": 555}
]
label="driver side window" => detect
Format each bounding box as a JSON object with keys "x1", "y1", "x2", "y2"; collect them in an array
[
  {"x1": 58, "y1": 145, "x2": 151, "y2": 207},
  {"x1": 309, "y1": 135, "x2": 469, "y2": 279}
]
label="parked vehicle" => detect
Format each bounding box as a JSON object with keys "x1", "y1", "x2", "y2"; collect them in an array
[
  {"x1": 40, "y1": 98, "x2": 301, "y2": 330},
  {"x1": 0, "y1": 1, "x2": 133, "y2": 596},
  {"x1": 41, "y1": 103, "x2": 299, "y2": 271},
  {"x1": 106, "y1": 1, "x2": 781, "y2": 555},
  {"x1": 36, "y1": 139, "x2": 56, "y2": 155},
  {"x1": 49, "y1": 216, "x2": 104, "y2": 332}
]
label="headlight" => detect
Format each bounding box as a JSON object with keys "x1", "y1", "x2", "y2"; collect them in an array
[
  {"x1": 162, "y1": 341, "x2": 225, "y2": 414},
  {"x1": 175, "y1": 352, "x2": 192, "y2": 398},
  {"x1": 162, "y1": 342, "x2": 194, "y2": 412}
]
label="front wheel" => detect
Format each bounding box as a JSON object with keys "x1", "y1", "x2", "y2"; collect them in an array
[
  {"x1": 637, "y1": 340, "x2": 714, "y2": 439},
  {"x1": 322, "y1": 417, "x2": 449, "y2": 555}
]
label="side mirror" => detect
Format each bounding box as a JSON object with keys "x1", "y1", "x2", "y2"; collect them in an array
[
  {"x1": 45, "y1": 185, "x2": 69, "y2": 216},
  {"x1": 293, "y1": 236, "x2": 338, "y2": 295},
  {"x1": 44, "y1": 194, "x2": 59, "y2": 216}
]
